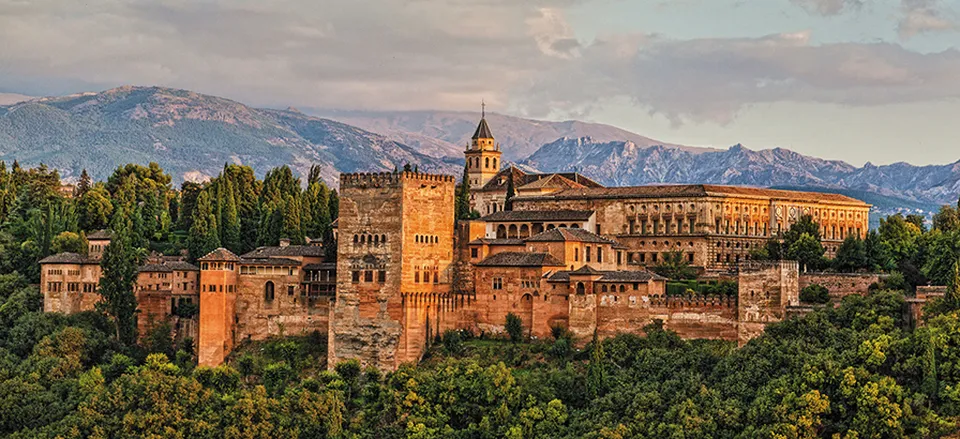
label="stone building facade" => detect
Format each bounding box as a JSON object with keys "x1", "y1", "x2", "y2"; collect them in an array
[
  {"x1": 40, "y1": 113, "x2": 885, "y2": 372},
  {"x1": 40, "y1": 233, "x2": 202, "y2": 342}
]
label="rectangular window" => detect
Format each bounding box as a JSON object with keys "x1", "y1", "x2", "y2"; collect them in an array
[
  {"x1": 378, "y1": 270, "x2": 386, "y2": 283},
  {"x1": 586, "y1": 246, "x2": 592, "y2": 262},
  {"x1": 639, "y1": 253, "x2": 646, "y2": 263},
  {"x1": 364, "y1": 271, "x2": 373, "y2": 282},
  {"x1": 492, "y1": 277, "x2": 503, "y2": 290},
  {"x1": 352, "y1": 271, "x2": 360, "y2": 283},
  {"x1": 288, "y1": 285, "x2": 295, "y2": 296},
  {"x1": 415, "y1": 271, "x2": 420, "y2": 283},
  {"x1": 597, "y1": 248, "x2": 603, "y2": 263},
  {"x1": 652, "y1": 253, "x2": 658, "y2": 263},
  {"x1": 433, "y1": 271, "x2": 439, "y2": 284},
  {"x1": 471, "y1": 248, "x2": 478, "y2": 258}
]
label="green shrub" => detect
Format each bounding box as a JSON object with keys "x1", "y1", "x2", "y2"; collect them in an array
[
  {"x1": 442, "y1": 329, "x2": 464, "y2": 355},
  {"x1": 505, "y1": 313, "x2": 524, "y2": 343},
  {"x1": 800, "y1": 284, "x2": 830, "y2": 304}
]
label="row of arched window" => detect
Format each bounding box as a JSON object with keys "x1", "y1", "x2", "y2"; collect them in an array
[
  {"x1": 353, "y1": 233, "x2": 387, "y2": 245},
  {"x1": 467, "y1": 156, "x2": 498, "y2": 170},
  {"x1": 415, "y1": 235, "x2": 438, "y2": 244}
]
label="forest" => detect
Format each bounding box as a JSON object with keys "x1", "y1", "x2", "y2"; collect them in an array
[{"x1": 1, "y1": 160, "x2": 960, "y2": 437}]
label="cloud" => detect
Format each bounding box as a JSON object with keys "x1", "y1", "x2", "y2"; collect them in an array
[
  {"x1": 898, "y1": 0, "x2": 958, "y2": 39},
  {"x1": 515, "y1": 30, "x2": 960, "y2": 125},
  {"x1": 791, "y1": 0, "x2": 863, "y2": 16},
  {"x1": 1, "y1": 0, "x2": 960, "y2": 127}
]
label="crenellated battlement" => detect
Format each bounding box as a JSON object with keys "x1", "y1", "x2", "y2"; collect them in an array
[
  {"x1": 649, "y1": 294, "x2": 737, "y2": 309},
  {"x1": 340, "y1": 171, "x2": 456, "y2": 189},
  {"x1": 738, "y1": 260, "x2": 799, "y2": 273}
]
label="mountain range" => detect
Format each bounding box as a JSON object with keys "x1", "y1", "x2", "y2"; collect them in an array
[
  {"x1": 0, "y1": 86, "x2": 459, "y2": 184},
  {"x1": 0, "y1": 85, "x2": 956, "y2": 215}
]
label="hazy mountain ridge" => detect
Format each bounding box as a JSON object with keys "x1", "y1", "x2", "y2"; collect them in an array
[
  {"x1": 521, "y1": 137, "x2": 960, "y2": 207},
  {"x1": 0, "y1": 86, "x2": 458, "y2": 184},
  {"x1": 312, "y1": 109, "x2": 717, "y2": 161}
]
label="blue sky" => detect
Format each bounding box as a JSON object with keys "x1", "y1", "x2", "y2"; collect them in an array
[{"x1": 0, "y1": 0, "x2": 958, "y2": 166}]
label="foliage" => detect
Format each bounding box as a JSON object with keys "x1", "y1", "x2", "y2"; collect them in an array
[
  {"x1": 505, "y1": 312, "x2": 524, "y2": 342},
  {"x1": 800, "y1": 284, "x2": 831, "y2": 304},
  {"x1": 652, "y1": 250, "x2": 697, "y2": 280}
]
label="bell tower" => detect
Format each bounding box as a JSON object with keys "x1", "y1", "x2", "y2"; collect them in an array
[{"x1": 464, "y1": 102, "x2": 502, "y2": 190}]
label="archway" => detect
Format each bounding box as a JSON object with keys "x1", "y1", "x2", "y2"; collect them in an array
[
  {"x1": 496, "y1": 225, "x2": 507, "y2": 239},
  {"x1": 508, "y1": 224, "x2": 519, "y2": 239},
  {"x1": 576, "y1": 282, "x2": 586, "y2": 295},
  {"x1": 519, "y1": 224, "x2": 530, "y2": 238}
]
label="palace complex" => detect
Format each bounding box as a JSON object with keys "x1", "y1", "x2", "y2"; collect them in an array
[{"x1": 41, "y1": 113, "x2": 888, "y2": 371}]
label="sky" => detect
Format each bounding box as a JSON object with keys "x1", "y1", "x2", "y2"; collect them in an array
[{"x1": 1, "y1": 0, "x2": 959, "y2": 166}]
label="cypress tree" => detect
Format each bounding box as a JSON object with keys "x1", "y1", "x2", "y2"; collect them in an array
[
  {"x1": 188, "y1": 191, "x2": 220, "y2": 260},
  {"x1": 455, "y1": 165, "x2": 472, "y2": 221},
  {"x1": 328, "y1": 190, "x2": 339, "y2": 223},
  {"x1": 504, "y1": 174, "x2": 515, "y2": 211},
  {"x1": 586, "y1": 331, "x2": 606, "y2": 399},
  {"x1": 282, "y1": 195, "x2": 305, "y2": 245},
  {"x1": 97, "y1": 199, "x2": 142, "y2": 345},
  {"x1": 75, "y1": 169, "x2": 92, "y2": 198},
  {"x1": 220, "y1": 178, "x2": 241, "y2": 252}
]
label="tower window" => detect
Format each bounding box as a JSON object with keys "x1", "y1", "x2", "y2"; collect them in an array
[{"x1": 264, "y1": 281, "x2": 275, "y2": 302}]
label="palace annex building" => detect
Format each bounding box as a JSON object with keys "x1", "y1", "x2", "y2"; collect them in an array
[{"x1": 40, "y1": 114, "x2": 873, "y2": 370}]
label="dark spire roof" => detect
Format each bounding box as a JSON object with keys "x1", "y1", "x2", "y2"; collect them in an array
[{"x1": 472, "y1": 117, "x2": 494, "y2": 140}]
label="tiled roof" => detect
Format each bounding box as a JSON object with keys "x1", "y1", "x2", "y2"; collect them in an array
[
  {"x1": 517, "y1": 174, "x2": 589, "y2": 191},
  {"x1": 515, "y1": 184, "x2": 868, "y2": 206},
  {"x1": 164, "y1": 261, "x2": 199, "y2": 271},
  {"x1": 525, "y1": 228, "x2": 619, "y2": 245},
  {"x1": 239, "y1": 257, "x2": 301, "y2": 266},
  {"x1": 547, "y1": 269, "x2": 666, "y2": 283},
  {"x1": 478, "y1": 167, "x2": 603, "y2": 193},
  {"x1": 481, "y1": 210, "x2": 594, "y2": 222},
  {"x1": 197, "y1": 248, "x2": 241, "y2": 262},
  {"x1": 87, "y1": 230, "x2": 111, "y2": 240},
  {"x1": 468, "y1": 238, "x2": 525, "y2": 245},
  {"x1": 475, "y1": 252, "x2": 565, "y2": 267},
  {"x1": 39, "y1": 252, "x2": 98, "y2": 264},
  {"x1": 472, "y1": 118, "x2": 494, "y2": 139},
  {"x1": 242, "y1": 245, "x2": 326, "y2": 258},
  {"x1": 138, "y1": 263, "x2": 173, "y2": 273}
]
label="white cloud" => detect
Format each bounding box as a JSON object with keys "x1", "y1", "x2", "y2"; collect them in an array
[
  {"x1": 1, "y1": 0, "x2": 959, "y2": 127},
  {"x1": 898, "y1": 0, "x2": 958, "y2": 39},
  {"x1": 791, "y1": 0, "x2": 863, "y2": 16}
]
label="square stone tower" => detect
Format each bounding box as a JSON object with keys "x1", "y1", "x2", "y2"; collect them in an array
[{"x1": 330, "y1": 171, "x2": 456, "y2": 371}]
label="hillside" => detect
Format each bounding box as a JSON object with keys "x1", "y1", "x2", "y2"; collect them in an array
[
  {"x1": 521, "y1": 137, "x2": 960, "y2": 207},
  {"x1": 313, "y1": 109, "x2": 716, "y2": 161},
  {"x1": 0, "y1": 86, "x2": 459, "y2": 184}
]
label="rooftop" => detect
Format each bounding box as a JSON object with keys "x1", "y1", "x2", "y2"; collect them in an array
[
  {"x1": 87, "y1": 230, "x2": 111, "y2": 240},
  {"x1": 242, "y1": 245, "x2": 326, "y2": 258},
  {"x1": 526, "y1": 227, "x2": 620, "y2": 245},
  {"x1": 475, "y1": 252, "x2": 565, "y2": 267},
  {"x1": 479, "y1": 166, "x2": 603, "y2": 193},
  {"x1": 468, "y1": 238, "x2": 525, "y2": 246},
  {"x1": 39, "y1": 252, "x2": 98, "y2": 265},
  {"x1": 197, "y1": 248, "x2": 241, "y2": 262},
  {"x1": 515, "y1": 184, "x2": 869, "y2": 206},
  {"x1": 472, "y1": 117, "x2": 494, "y2": 140},
  {"x1": 481, "y1": 209, "x2": 594, "y2": 223},
  {"x1": 239, "y1": 257, "x2": 301, "y2": 266}
]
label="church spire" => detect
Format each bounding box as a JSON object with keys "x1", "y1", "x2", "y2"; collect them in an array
[{"x1": 472, "y1": 101, "x2": 494, "y2": 140}]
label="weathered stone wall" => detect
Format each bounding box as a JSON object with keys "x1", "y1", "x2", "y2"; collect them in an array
[
  {"x1": 331, "y1": 172, "x2": 455, "y2": 371},
  {"x1": 137, "y1": 289, "x2": 172, "y2": 337},
  {"x1": 737, "y1": 261, "x2": 799, "y2": 345},
  {"x1": 41, "y1": 263, "x2": 101, "y2": 314},
  {"x1": 234, "y1": 268, "x2": 329, "y2": 343},
  {"x1": 472, "y1": 265, "x2": 558, "y2": 337},
  {"x1": 799, "y1": 272, "x2": 883, "y2": 303}
]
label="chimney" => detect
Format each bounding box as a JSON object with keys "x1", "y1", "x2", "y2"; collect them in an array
[{"x1": 279, "y1": 238, "x2": 291, "y2": 248}]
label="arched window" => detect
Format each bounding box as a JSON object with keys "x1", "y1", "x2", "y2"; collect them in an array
[
  {"x1": 485, "y1": 157, "x2": 490, "y2": 168},
  {"x1": 576, "y1": 282, "x2": 586, "y2": 295},
  {"x1": 493, "y1": 158, "x2": 498, "y2": 169},
  {"x1": 496, "y1": 225, "x2": 507, "y2": 239},
  {"x1": 264, "y1": 281, "x2": 275, "y2": 302},
  {"x1": 575, "y1": 247, "x2": 579, "y2": 261},
  {"x1": 601, "y1": 285, "x2": 608, "y2": 292},
  {"x1": 381, "y1": 234, "x2": 387, "y2": 243},
  {"x1": 373, "y1": 235, "x2": 379, "y2": 245},
  {"x1": 360, "y1": 234, "x2": 366, "y2": 244},
  {"x1": 353, "y1": 235, "x2": 358, "y2": 244}
]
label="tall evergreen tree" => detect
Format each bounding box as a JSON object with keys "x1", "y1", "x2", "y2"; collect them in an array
[
  {"x1": 220, "y1": 178, "x2": 241, "y2": 252},
  {"x1": 187, "y1": 191, "x2": 220, "y2": 261},
  {"x1": 74, "y1": 169, "x2": 92, "y2": 198},
  {"x1": 96, "y1": 201, "x2": 142, "y2": 345},
  {"x1": 282, "y1": 195, "x2": 305, "y2": 245},
  {"x1": 504, "y1": 174, "x2": 515, "y2": 211},
  {"x1": 455, "y1": 165, "x2": 473, "y2": 221}
]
